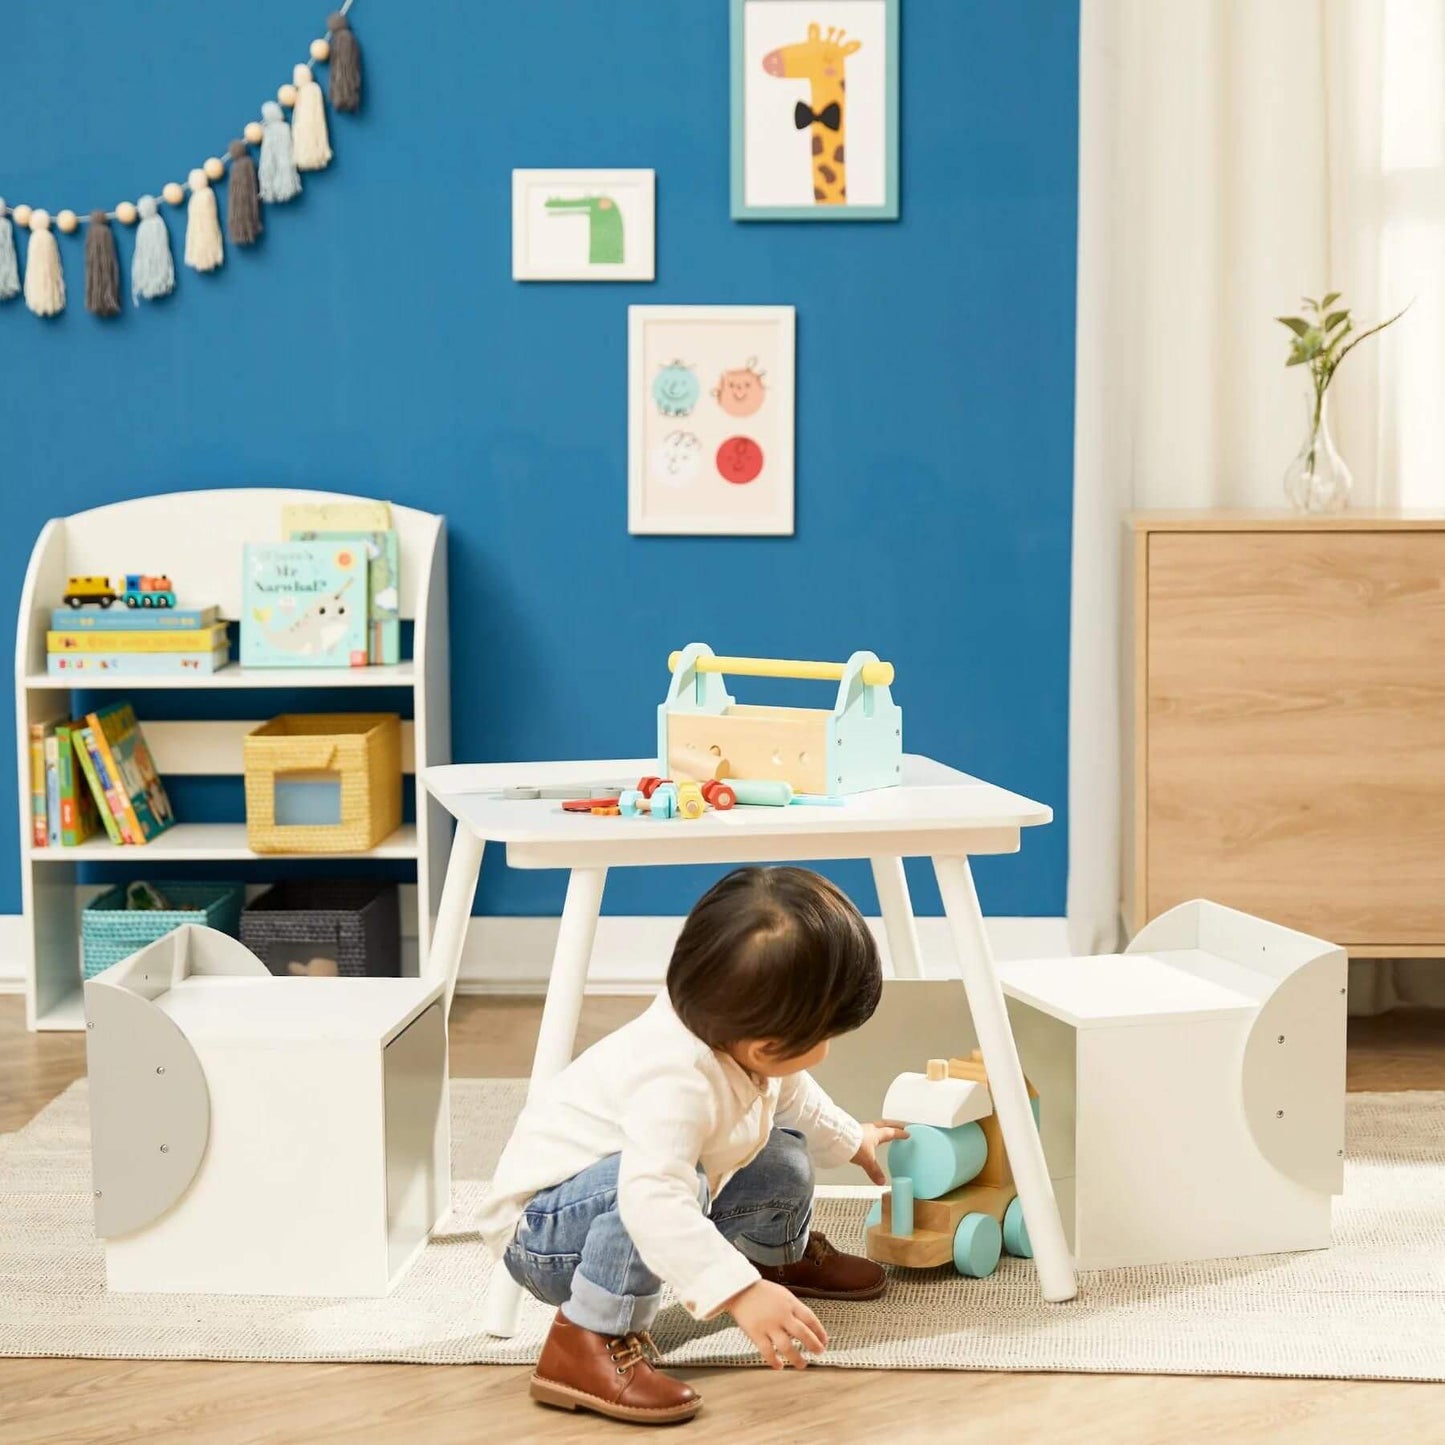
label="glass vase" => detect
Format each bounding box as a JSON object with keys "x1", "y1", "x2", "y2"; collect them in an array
[{"x1": 1283, "y1": 390, "x2": 1352, "y2": 513}]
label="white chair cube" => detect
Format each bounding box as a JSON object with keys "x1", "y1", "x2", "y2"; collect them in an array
[
  {"x1": 85, "y1": 925, "x2": 450, "y2": 1297},
  {"x1": 995, "y1": 900, "x2": 1347, "y2": 1270}
]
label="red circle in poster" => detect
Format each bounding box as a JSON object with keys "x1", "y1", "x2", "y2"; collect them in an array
[{"x1": 716, "y1": 436, "x2": 763, "y2": 484}]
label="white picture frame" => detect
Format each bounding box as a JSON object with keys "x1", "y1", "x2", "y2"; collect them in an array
[
  {"x1": 511, "y1": 169, "x2": 656, "y2": 281},
  {"x1": 628, "y1": 305, "x2": 795, "y2": 536}
]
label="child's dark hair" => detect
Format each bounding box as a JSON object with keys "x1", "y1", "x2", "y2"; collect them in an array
[{"x1": 667, "y1": 866, "x2": 882, "y2": 1059}]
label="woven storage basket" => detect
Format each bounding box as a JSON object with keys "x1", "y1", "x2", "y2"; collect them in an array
[
  {"x1": 243, "y1": 713, "x2": 403, "y2": 854},
  {"x1": 82, "y1": 881, "x2": 245, "y2": 980},
  {"x1": 241, "y1": 880, "x2": 402, "y2": 977}
]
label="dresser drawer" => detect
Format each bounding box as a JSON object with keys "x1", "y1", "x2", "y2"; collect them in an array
[{"x1": 1141, "y1": 528, "x2": 1445, "y2": 948}]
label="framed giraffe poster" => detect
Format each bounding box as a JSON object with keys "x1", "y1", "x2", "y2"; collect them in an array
[
  {"x1": 730, "y1": 0, "x2": 899, "y2": 220},
  {"x1": 511, "y1": 169, "x2": 656, "y2": 281},
  {"x1": 628, "y1": 305, "x2": 796, "y2": 535}
]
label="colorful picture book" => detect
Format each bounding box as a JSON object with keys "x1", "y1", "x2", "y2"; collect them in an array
[
  {"x1": 289, "y1": 530, "x2": 400, "y2": 664},
  {"x1": 29, "y1": 718, "x2": 104, "y2": 847},
  {"x1": 44, "y1": 735, "x2": 60, "y2": 846},
  {"x1": 241, "y1": 541, "x2": 370, "y2": 668},
  {"x1": 47, "y1": 647, "x2": 230, "y2": 677},
  {"x1": 75, "y1": 703, "x2": 175, "y2": 845},
  {"x1": 48, "y1": 623, "x2": 228, "y2": 654},
  {"x1": 28, "y1": 722, "x2": 50, "y2": 847},
  {"x1": 55, "y1": 720, "x2": 100, "y2": 846},
  {"x1": 49, "y1": 605, "x2": 219, "y2": 631}
]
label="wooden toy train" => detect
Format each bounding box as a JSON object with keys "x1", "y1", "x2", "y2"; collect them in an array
[
  {"x1": 659, "y1": 643, "x2": 902, "y2": 798},
  {"x1": 865, "y1": 1052, "x2": 1036, "y2": 1278},
  {"x1": 63, "y1": 574, "x2": 177, "y2": 610}
]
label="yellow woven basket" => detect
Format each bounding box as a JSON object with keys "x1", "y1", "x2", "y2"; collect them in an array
[{"x1": 243, "y1": 713, "x2": 403, "y2": 854}]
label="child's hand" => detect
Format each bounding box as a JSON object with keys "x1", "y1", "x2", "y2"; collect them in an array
[
  {"x1": 725, "y1": 1280, "x2": 828, "y2": 1369},
  {"x1": 851, "y1": 1120, "x2": 909, "y2": 1185}
]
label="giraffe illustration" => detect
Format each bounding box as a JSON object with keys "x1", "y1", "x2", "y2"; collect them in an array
[
  {"x1": 545, "y1": 194, "x2": 624, "y2": 264},
  {"x1": 762, "y1": 22, "x2": 861, "y2": 205}
]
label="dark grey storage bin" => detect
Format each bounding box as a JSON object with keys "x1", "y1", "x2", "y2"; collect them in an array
[{"x1": 240, "y1": 881, "x2": 402, "y2": 978}]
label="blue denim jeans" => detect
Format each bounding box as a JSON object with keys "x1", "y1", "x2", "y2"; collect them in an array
[{"x1": 503, "y1": 1127, "x2": 814, "y2": 1335}]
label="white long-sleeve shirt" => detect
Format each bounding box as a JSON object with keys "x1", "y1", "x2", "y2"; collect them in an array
[{"x1": 477, "y1": 993, "x2": 864, "y2": 1321}]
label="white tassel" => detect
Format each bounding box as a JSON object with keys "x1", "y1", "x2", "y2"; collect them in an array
[
  {"x1": 184, "y1": 170, "x2": 224, "y2": 272},
  {"x1": 290, "y1": 62, "x2": 332, "y2": 171},
  {"x1": 22, "y1": 209, "x2": 65, "y2": 317}
]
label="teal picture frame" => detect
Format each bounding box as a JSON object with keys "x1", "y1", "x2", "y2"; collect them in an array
[{"x1": 730, "y1": 0, "x2": 900, "y2": 221}]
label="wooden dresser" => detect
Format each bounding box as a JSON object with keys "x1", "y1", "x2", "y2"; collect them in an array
[{"x1": 1128, "y1": 511, "x2": 1445, "y2": 957}]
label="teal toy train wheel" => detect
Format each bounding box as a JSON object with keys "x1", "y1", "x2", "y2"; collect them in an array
[
  {"x1": 1002, "y1": 1195, "x2": 1032, "y2": 1258},
  {"x1": 952, "y1": 1212, "x2": 1002, "y2": 1278}
]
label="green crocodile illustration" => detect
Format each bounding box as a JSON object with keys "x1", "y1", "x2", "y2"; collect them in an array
[{"x1": 544, "y1": 194, "x2": 624, "y2": 264}]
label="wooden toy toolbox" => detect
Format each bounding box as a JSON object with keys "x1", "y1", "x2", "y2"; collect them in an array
[{"x1": 658, "y1": 643, "x2": 902, "y2": 798}]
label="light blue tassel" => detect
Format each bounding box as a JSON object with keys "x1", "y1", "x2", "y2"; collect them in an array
[
  {"x1": 258, "y1": 101, "x2": 302, "y2": 203},
  {"x1": 131, "y1": 195, "x2": 175, "y2": 305},
  {"x1": 0, "y1": 198, "x2": 19, "y2": 301}
]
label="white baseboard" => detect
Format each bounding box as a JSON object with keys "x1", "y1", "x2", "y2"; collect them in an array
[
  {"x1": 0, "y1": 911, "x2": 1071, "y2": 997},
  {"x1": 0, "y1": 915, "x2": 23, "y2": 991}
]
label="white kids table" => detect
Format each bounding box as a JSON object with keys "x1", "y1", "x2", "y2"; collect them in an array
[{"x1": 421, "y1": 754, "x2": 1077, "y2": 1335}]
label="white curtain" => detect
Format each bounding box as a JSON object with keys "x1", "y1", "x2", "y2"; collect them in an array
[{"x1": 1071, "y1": 0, "x2": 1445, "y2": 1008}]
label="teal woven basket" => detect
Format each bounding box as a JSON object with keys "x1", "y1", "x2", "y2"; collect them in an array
[{"x1": 81, "y1": 881, "x2": 246, "y2": 980}]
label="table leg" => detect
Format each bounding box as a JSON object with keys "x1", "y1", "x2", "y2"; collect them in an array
[
  {"x1": 932, "y1": 855, "x2": 1078, "y2": 1303},
  {"x1": 428, "y1": 826, "x2": 485, "y2": 1015},
  {"x1": 482, "y1": 865, "x2": 609, "y2": 1337},
  {"x1": 870, "y1": 856, "x2": 925, "y2": 980}
]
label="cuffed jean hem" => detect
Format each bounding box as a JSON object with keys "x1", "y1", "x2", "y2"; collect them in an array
[{"x1": 561, "y1": 1270, "x2": 663, "y2": 1336}]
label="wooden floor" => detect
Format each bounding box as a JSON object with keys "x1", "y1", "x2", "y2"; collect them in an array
[{"x1": 3, "y1": 993, "x2": 1443, "y2": 1444}]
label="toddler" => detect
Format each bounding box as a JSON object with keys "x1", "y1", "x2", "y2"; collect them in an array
[{"x1": 478, "y1": 865, "x2": 904, "y2": 1425}]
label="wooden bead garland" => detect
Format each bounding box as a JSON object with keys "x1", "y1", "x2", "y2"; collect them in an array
[{"x1": 0, "y1": 2, "x2": 362, "y2": 321}]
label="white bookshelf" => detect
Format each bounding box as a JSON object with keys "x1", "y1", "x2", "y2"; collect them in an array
[{"x1": 14, "y1": 489, "x2": 452, "y2": 1031}]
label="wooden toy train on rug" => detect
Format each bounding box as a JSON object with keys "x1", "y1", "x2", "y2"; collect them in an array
[{"x1": 865, "y1": 1053, "x2": 1035, "y2": 1278}]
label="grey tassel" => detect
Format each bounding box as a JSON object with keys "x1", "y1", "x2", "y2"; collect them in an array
[
  {"x1": 84, "y1": 211, "x2": 122, "y2": 317},
  {"x1": 226, "y1": 139, "x2": 262, "y2": 245},
  {"x1": 0, "y1": 198, "x2": 18, "y2": 301},
  {"x1": 327, "y1": 12, "x2": 362, "y2": 111},
  {"x1": 258, "y1": 101, "x2": 301, "y2": 203},
  {"x1": 131, "y1": 195, "x2": 175, "y2": 304}
]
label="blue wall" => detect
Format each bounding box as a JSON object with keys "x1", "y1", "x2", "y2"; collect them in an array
[{"x1": 0, "y1": 1, "x2": 1077, "y2": 919}]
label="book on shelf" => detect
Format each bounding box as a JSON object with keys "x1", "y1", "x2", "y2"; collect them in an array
[
  {"x1": 55, "y1": 720, "x2": 100, "y2": 846},
  {"x1": 241, "y1": 541, "x2": 369, "y2": 668},
  {"x1": 28, "y1": 721, "x2": 51, "y2": 847},
  {"x1": 81, "y1": 703, "x2": 175, "y2": 844},
  {"x1": 73, "y1": 725, "x2": 127, "y2": 844},
  {"x1": 47, "y1": 623, "x2": 228, "y2": 654},
  {"x1": 49, "y1": 605, "x2": 220, "y2": 632},
  {"x1": 289, "y1": 529, "x2": 400, "y2": 664},
  {"x1": 47, "y1": 647, "x2": 230, "y2": 677},
  {"x1": 44, "y1": 735, "x2": 60, "y2": 846}
]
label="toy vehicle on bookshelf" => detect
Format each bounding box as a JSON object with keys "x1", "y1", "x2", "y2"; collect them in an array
[
  {"x1": 17, "y1": 490, "x2": 450, "y2": 1033},
  {"x1": 62, "y1": 573, "x2": 177, "y2": 609}
]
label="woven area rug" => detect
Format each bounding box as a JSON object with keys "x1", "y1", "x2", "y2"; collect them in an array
[{"x1": 3, "y1": 1080, "x2": 1444, "y2": 1380}]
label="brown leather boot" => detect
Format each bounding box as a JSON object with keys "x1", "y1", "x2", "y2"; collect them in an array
[
  {"x1": 529, "y1": 1310, "x2": 702, "y2": 1424},
  {"x1": 755, "y1": 1231, "x2": 887, "y2": 1300}
]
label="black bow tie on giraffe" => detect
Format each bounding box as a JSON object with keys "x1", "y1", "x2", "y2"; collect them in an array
[{"x1": 794, "y1": 99, "x2": 842, "y2": 132}]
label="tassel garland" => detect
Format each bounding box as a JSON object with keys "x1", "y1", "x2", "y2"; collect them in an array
[
  {"x1": 226, "y1": 140, "x2": 262, "y2": 244},
  {"x1": 184, "y1": 170, "x2": 224, "y2": 272},
  {"x1": 0, "y1": 5, "x2": 361, "y2": 322},
  {"x1": 84, "y1": 211, "x2": 122, "y2": 316},
  {"x1": 132, "y1": 195, "x2": 176, "y2": 304},
  {"x1": 258, "y1": 100, "x2": 302, "y2": 203},
  {"x1": 290, "y1": 63, "x2": 333, "y2": 171},
  {"x1": 22, "y1": 211, "x2": 65, "y2": 317},
  {"x1": 0, "y1": 199, "x2": 18, "y2": 301},
  {"x1": 327, "y1": 11, "x2": 362, "y2": 112}
]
